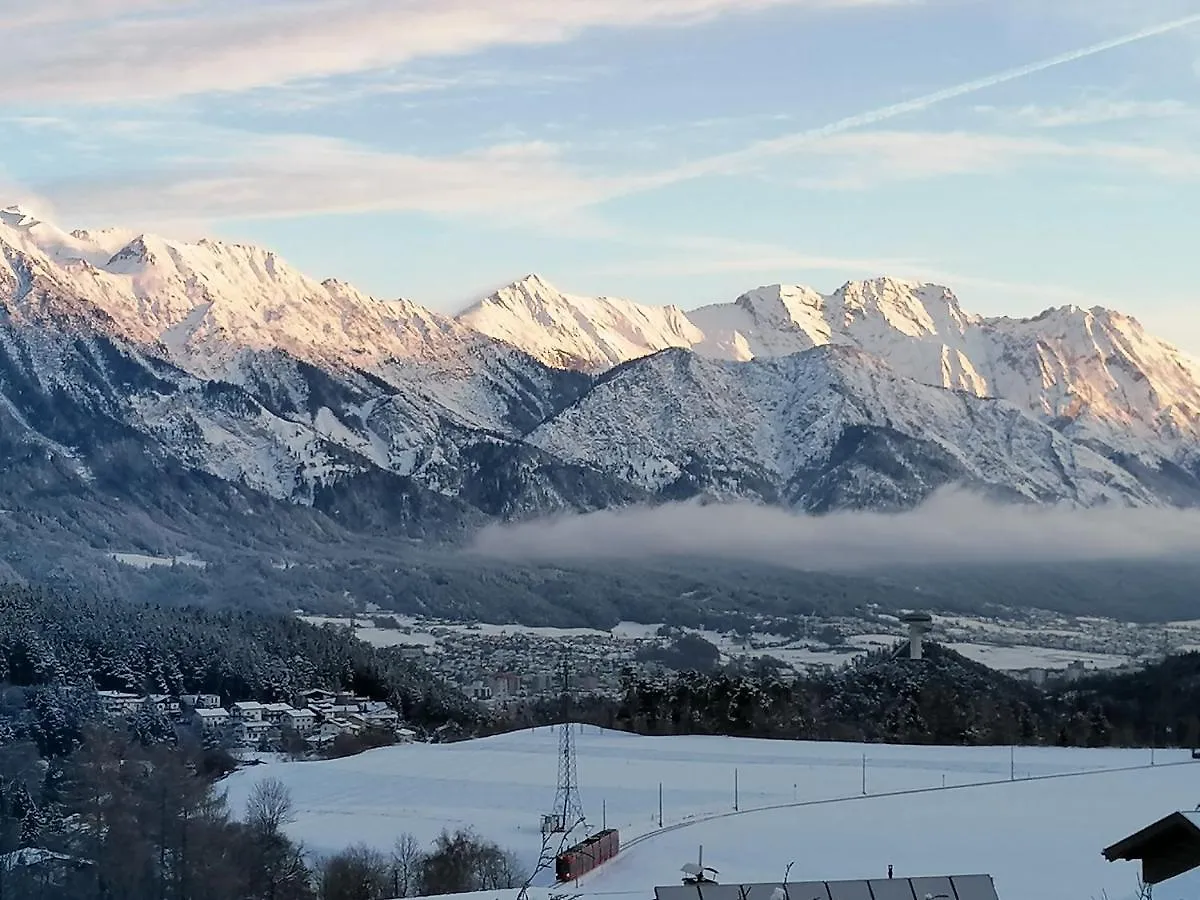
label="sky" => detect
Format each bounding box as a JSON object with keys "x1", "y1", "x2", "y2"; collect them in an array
[{"x1": 2, "y1": 0, "x2": 1200, "y2": 350}]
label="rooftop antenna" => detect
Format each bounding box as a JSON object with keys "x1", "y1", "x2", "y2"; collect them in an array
[
  {"x1": 546, "y1": 655, "x2": 586, "y2": 835},
  {"x1": 681, "y1": 844, "x2": 719, "y2": 884}
]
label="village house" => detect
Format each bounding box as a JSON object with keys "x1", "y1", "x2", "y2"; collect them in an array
[
  {"x1": 235, "y1": 718, "x2": 276, "y2": 748},
  {"x1": 490, "y1": 673, "x2": 523, "y2": 699},
  {"x1": 297, "y1": 688, "x2": 336, "y2": 707},
  {"x1": 261, "y1": 702, "x2": 293, "y2": 723},
  {"x1": 96, "y1": 690, "x2": 142, "y2": 718},
  {"x1": 321, "y1": 703, "x2": 363, "y2": 718},
  {"x1": 309, "y1": 721, "x2": 354, "y2": 746},
  {"x1": 180, "y1": 693, "x2": 221, "y2": 710},
  {"x1": 364, "y1": 707, "x2": 400, "y2": 729},
  {"x1": 231, "y1": 701, "x2": 265, "y2": 722},
  {"x1": 147, "y1": 694, "x2": 181, "y2": 717},
  {"x1": 281, "y1": 707, "x2": 317, "y2": 735},
  {"x1": 191, "y1": 707, "x2": 230, "y2": 733}
]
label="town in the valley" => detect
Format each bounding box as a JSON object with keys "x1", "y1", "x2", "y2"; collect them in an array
[{"x1": 301, "y1": 605, "x2": 1194, "y2": 709}]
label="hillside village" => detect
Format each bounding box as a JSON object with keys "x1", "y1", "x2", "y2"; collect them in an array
[{"x1": 94, "y1": 687, "x2": 416, "y2": 752}]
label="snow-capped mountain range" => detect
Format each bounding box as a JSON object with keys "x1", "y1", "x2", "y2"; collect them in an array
[
  {"x1": 463, "y1": 273, "x2": 1200, "y2": 466},
  {"x1": 2, "y1": 202, "x2": 1199, "y2": 541}
]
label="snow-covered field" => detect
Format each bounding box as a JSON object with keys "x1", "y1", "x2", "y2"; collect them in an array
[{"x1": 223, "y1": 727, "x2": 1196, "y2": 900}]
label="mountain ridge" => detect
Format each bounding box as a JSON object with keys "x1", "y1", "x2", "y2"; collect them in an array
[
  {"x1": 457, "y1": 271, "x2": 1200, "y2": 470},
  {"x1": 2, "y1": 205, "x2": 1199, "y2": 554}
]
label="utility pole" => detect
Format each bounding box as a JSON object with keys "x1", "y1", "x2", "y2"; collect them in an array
[
  {"x1": 550, "y1": 655, "x2": 585, "y2": 832},
  {"x1": 1010, "y1": 745, "x2": 1015, "y2": 781},
  {"x1": 658, "y1": 782, "x2": 663, "y2": 828},
  {"x1": 734, "y1": 768, "x2": 739, "y2": 811},
  {"x1": 861, "y1": 754, "x2": 867, "y2": 796}
]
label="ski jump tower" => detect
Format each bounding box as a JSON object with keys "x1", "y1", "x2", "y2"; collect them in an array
[
  {"x1": 544, "y1": 657, "x2": 586, "y2": 835},
  {"x1": 900, "y1": 611, "x2": 934, "y2": 661}
]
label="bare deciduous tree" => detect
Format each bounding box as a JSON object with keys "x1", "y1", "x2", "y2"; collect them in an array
[
  {"x1": 517, "y1": 814, "x2": 586, "y2": 900},
  {"x1": 318, "y1": 844, "x2": 390, "y2": 900},
  {"x1": 246, "y1": 778, "x2": 296, "y2": 836},
  {"x1": 389, "y1": 833, "x2": 422, "y2": 899},
  {"x1": 419, "y1": 828, "x2": 525, "y2": 896},
  {"x1": 244, "y1": 778, "x2": 309, "y2": 900}
]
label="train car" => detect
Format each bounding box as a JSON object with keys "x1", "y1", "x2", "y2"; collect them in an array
[{"x1": 555, "y1": 828, "x2": 620, "y2": 882}]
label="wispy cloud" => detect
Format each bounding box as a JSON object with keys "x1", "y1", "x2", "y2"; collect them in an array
[
  {"x1": 0, "y1": 0, "x2": 176, "y2": 30},
  {"x1": 643, "y1": 10, "x2": 1200, "y2": 186},
  {"x1": 977, "y1": 98, "x2": 1193, "y2": 128},
  {"x1": 25, "y1": 118, "x2": 1200, "y2": 235},
  {"x1": 771, "y1": 129, "x2": 1200, "y2": 188},
  {"x1": 250, "y1": 65, "x2": 611, "y2": 112},
  {"x1": 33, "y1": 131, "x2": 622, "y2": 227},
  {"x1": 1, "y1": 0, "x2": 906, "y2": 105}
]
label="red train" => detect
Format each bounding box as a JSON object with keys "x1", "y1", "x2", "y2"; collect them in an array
[{"x1": 555, "y1": 828, "x2": 620, "y2": 882}]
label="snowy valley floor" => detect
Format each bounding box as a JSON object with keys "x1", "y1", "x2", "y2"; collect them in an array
[{"x1": 223, "y1": 728, "x2": 1199, "y2": 900}]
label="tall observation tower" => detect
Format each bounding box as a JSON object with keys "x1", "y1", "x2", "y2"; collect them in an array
[{"x1": 900, "y1": 611, "x2": 934, "y2": 661}]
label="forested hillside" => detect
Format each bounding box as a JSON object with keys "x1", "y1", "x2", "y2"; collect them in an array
[
  {"x1": 499, "y1": 645, "x2": 1199, "y2": 749},
  {"x1": 0, "y1": 586, "x2": 480, "y2": 757}
]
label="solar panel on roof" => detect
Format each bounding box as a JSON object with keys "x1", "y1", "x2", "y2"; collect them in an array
[
  {"x1": 908, "y1": 876, "x2": 954, "y2": 899},
  {"x1": 687, "y1": 884, "x2": 742, "y2": 900},
  {"x1": 825, "y1": 881, "x2": 873, "y2": 900},
  {"x1": 660, "y1": 875, "x2": 1000, "y2": 900},
  {"x1": 949, "y1": 874, "x2": 1001, "y2": 900},
  {"x1": 867, "y1": 879, "x2": 917, "y2": 900},
  {"x1": 740, "y1": 883, "x2": 785, "y2": 900},
  {"x1": 778, "y1": 882, "x2": 831, "y2": 900}
]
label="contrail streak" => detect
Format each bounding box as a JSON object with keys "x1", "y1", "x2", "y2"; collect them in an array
[{"x1": 668, "y1": 11, "x2": 1200, "y2": 178}]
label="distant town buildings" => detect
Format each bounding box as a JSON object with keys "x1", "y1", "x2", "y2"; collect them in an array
[{"x1": 93, "y1": 686, "x2": 414, "y2": 752}]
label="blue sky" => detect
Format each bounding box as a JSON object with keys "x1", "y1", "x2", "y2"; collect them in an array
[{"x1": 2, "y1": 0, "x2": 1200, "y2": 349}]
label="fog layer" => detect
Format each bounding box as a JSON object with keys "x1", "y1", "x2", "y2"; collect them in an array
[{"x1": 469, "y1": 490, "x2": 1200, "y2": 571}]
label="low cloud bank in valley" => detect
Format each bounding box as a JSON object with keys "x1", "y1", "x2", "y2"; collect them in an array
[{"x1": 469, "y1": 490, "x2": 1200, "y2": 571}]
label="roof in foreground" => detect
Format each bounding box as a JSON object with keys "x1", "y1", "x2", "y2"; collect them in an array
[
  {"x1": 655, "y1": 874, "x2": 998, "y2": 900},
  {"x1": 1103, "y1": 811, "x2": 1200, "y2": 885}
]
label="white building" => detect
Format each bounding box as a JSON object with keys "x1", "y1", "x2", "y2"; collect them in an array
[
  {"x1": 298, "y1": 688, "x2": 336, "y2": 706},
  {"x1": 147, "y1": 694, "x2": 181, "y2": 716},
  {"x1": 180, "y1": 693, "x2": 222, "y2": 710},
  {"x1": 97, "y1": 690, "x2": 142, "y2": 717},
  {"x1": 231, "y1": 701, "x2": 264, "y2": 722},
  {"x1": 262, "y1": 703, "x2": 294, "y2": 723},
  {"x1": 281, "y1": 708, "x2": 317, "y2": 735},
  {"x1": 365, "y1": 707, "x2": 400, "y2": 728},
  {"x1": 192, "y1": 708, "x2": 230, "y2": 732},
  {"x1": 236, "y1": 719, "x2": 275, "y2": 748}
]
